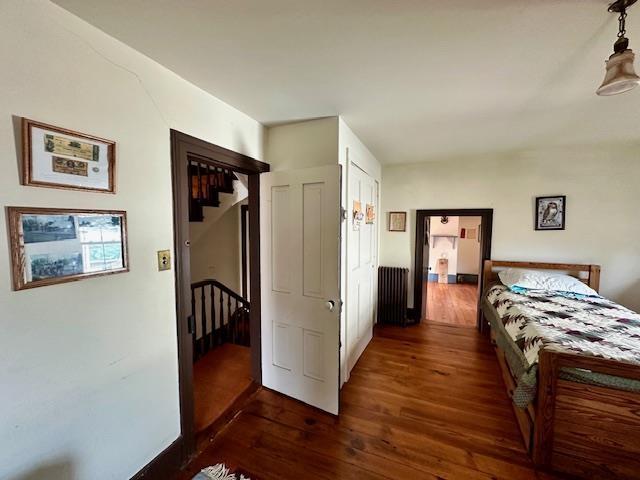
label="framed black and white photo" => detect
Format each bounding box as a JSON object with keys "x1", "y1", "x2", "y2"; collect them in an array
[
  {"x1": 535, "y1": 195, "x2": 566, "y2": 231},
  {"x1": 388, "y1": 211, "x2": 407, "y2": 232},
  {"x1": 22, "y1": 118, "x2": 116, "y2": 193},
  {"x1": 8, "y1": 207, "x2": 128, "y2": 290}
]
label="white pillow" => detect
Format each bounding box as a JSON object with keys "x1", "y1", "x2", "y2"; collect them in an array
[{"x1": 497, "y1": 268, "x2": 598, "y2": 296}]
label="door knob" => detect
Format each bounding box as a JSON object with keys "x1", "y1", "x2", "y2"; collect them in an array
[{"x1": 325, "y1": 300, "x2": 335, "y2": 312}]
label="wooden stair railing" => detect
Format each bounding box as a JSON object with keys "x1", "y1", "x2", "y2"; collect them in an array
[{"x1": 190, "y1": 279, "x2": 250, "y2": 362}]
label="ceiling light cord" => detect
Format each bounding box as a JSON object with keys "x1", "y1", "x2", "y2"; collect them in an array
[{"x1": 618, "y1": 10, "x2": 628, "y2": 38}]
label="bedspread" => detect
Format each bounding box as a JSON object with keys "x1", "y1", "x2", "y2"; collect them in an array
[{"x1": 486, "y1": 284, "x2": 640, "y2": 407}]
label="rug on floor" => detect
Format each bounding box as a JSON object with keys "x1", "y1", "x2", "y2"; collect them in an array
[{"x1": 193, "y1": 464, "x2": 250, "y2": 480}]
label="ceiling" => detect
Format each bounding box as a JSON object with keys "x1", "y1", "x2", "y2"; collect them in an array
[{"x1": 53, "y1": 0, "x2": 640, "y2": 164}]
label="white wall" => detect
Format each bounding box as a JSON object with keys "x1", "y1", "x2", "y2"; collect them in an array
[
  {"x1": 428, "y1": 216, "x2": 459, "y2": 276},
  {"x1": 338, "y1": 118, "x2": 382, "y2": 181},
  {"x1": 457, "y1": 216, "x2": 482, "y2": 275},
  {"x1": 265, "y1": 117, "x2": 338, "y2": 172},
  {"x1": 190, "y1": 203, "x2": 242, "y2": 291},
  {"x1": 0, "y1": 2, "x2": 263, "y2": 479},
  {"x1": 380, "y1": 145, "x2": 640, "y2": 311},
  {"x1": 189, "y1": 178, "x2": 248, "y2": 292}
]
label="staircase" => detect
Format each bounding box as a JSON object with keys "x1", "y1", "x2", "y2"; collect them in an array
[
  {"x1": 188, "y1": 159, "x2": 250, "y2": 362},
  {"x1": 188, "y1": 158, "x2": 244, "y2": 222},
  {"x1": 191, "y1": 279, "x2": 250, "y2": 362}
]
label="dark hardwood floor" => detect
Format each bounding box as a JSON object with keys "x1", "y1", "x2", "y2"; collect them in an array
[
  {"x1": 178, "y1": 323, "x2": 563, "y2": 480},
  {"x1": 426, "y1": 281, "x2": 478, "y2": 326}
]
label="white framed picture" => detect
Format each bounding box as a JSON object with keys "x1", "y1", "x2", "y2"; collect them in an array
[{"x1": 22, "y1": 118, "x2": 116, "y2": 193}]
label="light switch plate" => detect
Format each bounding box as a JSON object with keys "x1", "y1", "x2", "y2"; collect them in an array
[{"x1": 157, "y1": 250, "x2": 171, "y2": 271}]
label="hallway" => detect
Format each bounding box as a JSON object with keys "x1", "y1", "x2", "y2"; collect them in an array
[
  {"x1": 425, "y1": 282, "x2": 478, "y2": 327},
  {"x1": 178, "y1": 323, "x2": 559, "y2": 479}
]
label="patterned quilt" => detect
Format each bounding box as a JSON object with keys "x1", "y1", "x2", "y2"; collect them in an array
[{"x1": 487, "y1": 284, "x2": 640, "y2": 406}]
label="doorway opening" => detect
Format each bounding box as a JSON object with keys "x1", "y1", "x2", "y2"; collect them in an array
[
  {"x1": 189, "y1": 165, "x2": 252, "y2": 434},
  {"x1": 413, "y1": 209, "x2": 493, "y2": 331},
  {"x1": 425, "y1": 215, "x2": 481, "y2": 326},
  {"x1": 170, "y1": 130, "x2": 269, "y2": 459}
]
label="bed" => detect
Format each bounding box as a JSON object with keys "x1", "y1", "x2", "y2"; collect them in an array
[{"x1": 481, "y1": 260, "x2": 640, "y2": 479}]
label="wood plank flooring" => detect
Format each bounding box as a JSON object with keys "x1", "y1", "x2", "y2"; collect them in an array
[
  {"x1": 179, "y1": 323, "x2": 563, "y2": 480},
  {"x1": 193, "y1": 343, "x2": 253, "y2": 433},
  {"x1": 426, "y1": 281, "x2": 478, "y2": 326}
]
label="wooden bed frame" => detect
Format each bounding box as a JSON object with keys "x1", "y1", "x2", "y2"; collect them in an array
[{"x1": 483, "y1": 260, "x2": 640, "y2": 479}]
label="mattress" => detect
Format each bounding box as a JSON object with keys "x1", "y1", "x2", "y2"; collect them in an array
[{"x1": 482, "y1": 284, "x2": 640, "y2": 407}]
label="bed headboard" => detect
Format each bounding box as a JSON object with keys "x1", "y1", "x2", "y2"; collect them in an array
[{"x1": 483, "y1": 260, "x2": 601, "y2": 293}]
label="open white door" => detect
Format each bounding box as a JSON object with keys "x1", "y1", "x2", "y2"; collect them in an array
[{"x1": 260, "y1": 165, "x2": 341, "y2": 414}]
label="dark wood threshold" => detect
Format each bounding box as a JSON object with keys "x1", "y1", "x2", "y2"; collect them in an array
[
  {"x1": 194, "y1": 382, "x2": 261, "y2": 454},
  {"x1": 129, "y1": 436, "x2": 183, "y2": 480}
]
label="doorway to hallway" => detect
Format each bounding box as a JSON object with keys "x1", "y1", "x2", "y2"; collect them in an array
[
  {"x1": 413, "y1": 209, "x2": 493, "y2": 331},
  {"x1": 170, "y1": 130, "x2": 269, "y2": 459},
  {"x1": 426, "y1": 282, "x2": 477, "y2": 326},
  {"x1": 424, "y1": 214, "x2": 482, "y2": 327}
]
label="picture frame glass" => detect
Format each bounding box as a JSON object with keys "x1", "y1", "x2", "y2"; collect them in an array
[
  {"x1": 389, "y1": 212, "x2": 406, "y2": 231},
  {"x1": 26, "y1": 120, "x2": 114, "y2": 192},
  {"x1": 536, "y1": 196, "x2": 565, "y2": 230},
  {"x1": 12, "y1": 209, "x2": 127, "y2": 289}
]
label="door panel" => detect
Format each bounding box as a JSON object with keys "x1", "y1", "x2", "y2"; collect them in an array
[
  {"x1": 302, "y1": 183, "x2": 324, "y2": 298},
  {"x1": 260, "y1": 165, "x2": 341, "y2": 414},
  {"x1": 270, "y1": 186, "x2": 293, "y2": 293}
]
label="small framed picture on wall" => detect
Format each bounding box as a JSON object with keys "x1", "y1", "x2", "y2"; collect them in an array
[
  {"x1": 388, "y1": 211, "x2": 407, "y2": 232},
  {"x1": 22, "y1": 118, "x2": 116, "y2": 193},
  {"x1": 535, "y1": 195, "x2": 566, "y2": 231}
]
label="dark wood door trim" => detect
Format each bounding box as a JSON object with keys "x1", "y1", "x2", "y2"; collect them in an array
[
  {"x1": 241, "y1": 204, "x2": 249, "y2": 299},
  {"x1": 170, "y1": 129, "x2": 268, "y2": 463},
  {"x1": 413, "y1": 209, "x2": 493, "y2": 331},
  {"x1": 172, "y1": 130, "x2": 269, "y2": 175}
]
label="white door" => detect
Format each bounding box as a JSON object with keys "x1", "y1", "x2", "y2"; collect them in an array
[
  {"x1": 260, "y1": 165, "x2": 341, "y2": 414},
  {"x1": 346, "y1": 162, "x2": 377, "y2": 379}
]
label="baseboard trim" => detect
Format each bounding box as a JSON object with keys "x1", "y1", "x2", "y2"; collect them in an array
[
  {"x1": 427, "y1": 273, "x2": 458, "y2": 283},
  {"x1": 130, "y1": 436, "x2": 183, "y2": 480},
  {"x1": 456, "y1": 273, "x2": 479, "y2": 284}
]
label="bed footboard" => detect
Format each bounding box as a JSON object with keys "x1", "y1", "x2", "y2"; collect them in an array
[{"x1": 534, "y1": 349, "x2": 640, "y2": 479}]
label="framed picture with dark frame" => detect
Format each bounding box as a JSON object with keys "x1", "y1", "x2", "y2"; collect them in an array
[
  {"x1": 388, "y1": 211, "x2": 407, "y2": 232},
  {"x1": 22, "y1": 118, "x2": 116, "y2": 193},
  {"x1": 7, "y1": 207, "x2": 129, "y2": 290},
  {"x1": 535, "y1": 195, "x2": 566, "y2": 231}
]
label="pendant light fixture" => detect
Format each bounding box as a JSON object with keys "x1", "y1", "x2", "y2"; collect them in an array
[{"x1": 597, "y1": 0, "x2": 640, "y2": 96}]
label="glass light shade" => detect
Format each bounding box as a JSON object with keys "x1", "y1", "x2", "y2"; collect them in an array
[{"x1": 597, "y1": 49, "x2": 640, "y2": 96}]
